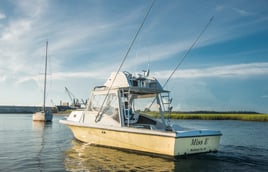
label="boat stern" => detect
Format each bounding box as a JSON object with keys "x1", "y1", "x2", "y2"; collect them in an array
[
  {"x1": 32, "y1": 111, "x2": 53, "y2": 122},
  {"x1": 174, "y1": 130, "x2": 222, "y2": 156}
]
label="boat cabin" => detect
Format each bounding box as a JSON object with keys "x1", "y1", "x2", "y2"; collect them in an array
[{"x1": 69, "y1": 71, "x2": 173, "y2": 130}]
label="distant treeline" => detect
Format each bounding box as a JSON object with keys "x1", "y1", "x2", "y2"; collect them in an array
[
  {"x1": 173, "y1": 111, "x2": 261, "y2": 114},
  {"x1": 146, "y1": 111, "x2": 268, "y2": 122}
]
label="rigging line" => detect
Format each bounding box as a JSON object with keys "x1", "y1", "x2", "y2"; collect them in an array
[
  {"x1": 95, "y1": 0, "x2": 156, "y2": 122},
  {"x1": 148, "y1": 16, "x2": 214, "y2": 110}
]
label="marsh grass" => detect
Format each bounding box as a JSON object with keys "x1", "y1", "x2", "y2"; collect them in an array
[{"x1": 147, "y1": 112, "x2": 268, "y2": 122}]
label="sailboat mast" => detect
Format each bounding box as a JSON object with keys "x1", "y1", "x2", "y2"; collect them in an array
[{"x1": 43, "y1": 41, "x2": 48, "y2": 112}]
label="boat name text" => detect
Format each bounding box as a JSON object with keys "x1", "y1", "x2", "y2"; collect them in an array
[{"x1": 191, "y1": 138, "x2": 209, "y2": 146}]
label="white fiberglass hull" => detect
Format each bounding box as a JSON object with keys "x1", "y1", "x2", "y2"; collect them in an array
[
  {"x1": 32, "y1": 111, "x2": 53, "y2": 122},
  {"x1": 60, "y1": 120, "x2": 221, "y2": 157}
]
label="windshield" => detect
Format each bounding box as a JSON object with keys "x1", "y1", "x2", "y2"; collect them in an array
[
  {"x1": 88, "y1": 93, "x2": 118, "y2": 113},
  {"x1": 132, "y1": 96, "x2": 159, "y2": 113}
]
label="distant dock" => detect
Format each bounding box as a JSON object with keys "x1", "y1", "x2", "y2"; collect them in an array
[{"x1": 0, "y1": 105, "x2": 53, "y2": 113}]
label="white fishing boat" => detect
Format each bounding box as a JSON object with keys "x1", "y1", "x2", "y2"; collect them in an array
[
  {"x1": 60, "y1": 71, "x2": 222, "y2": 157},
  {"x1": 33, "y1": 41, "x2": 53, "y2": 122}
]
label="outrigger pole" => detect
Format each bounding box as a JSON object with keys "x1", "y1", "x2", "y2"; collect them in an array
[
  {"x1": 162, "y1": 16, "x2": 214, "y2": 88},
  {"x1": 95, "y1": 0, "x2": 156, "y2": 122},
  {"x1": 148, "y1": 16, "x2": 214, "y2": 110}
]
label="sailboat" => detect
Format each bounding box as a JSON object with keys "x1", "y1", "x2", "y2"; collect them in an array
[{"x1": 32, "y1": 41, "x2": 53, "y2": 122}]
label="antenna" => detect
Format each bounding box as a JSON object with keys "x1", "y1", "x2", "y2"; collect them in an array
[{"x1": 146, "y1": 63, "x2": 150, "y2": 76}]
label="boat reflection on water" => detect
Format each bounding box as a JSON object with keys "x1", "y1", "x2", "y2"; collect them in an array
[
  {"x1": 32, "y1": 121, "x2": 52, "y2": 131},
  {"x1": 32, "y1": 121, "x2": 45, "y2": 131},
  {"x1": 31, "y1": 121, "x2": 53, "y2": 171},
  {"x1": 64, "y1": 140, "x2": 175, "y2": 171}
]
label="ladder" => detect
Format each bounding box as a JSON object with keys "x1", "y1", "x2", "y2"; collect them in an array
[
  {"x1": 120, "y1": 88, "x2": 131, "y2": 126},
  {"x1": 160, "y1": 92, "x2": 173, "y2": 119}
]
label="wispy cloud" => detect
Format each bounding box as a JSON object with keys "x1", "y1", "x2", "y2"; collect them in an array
[
  {"x1": 232, "y1": 7, "x2": 254, "y2": 17},
  {"x1": 261, "y1": 95, "x2": 268, "y2": 98},
  {"x1": 0, "y1": 0, "x2": 266, "y2": 85},
  {"x1": 0, "y1": 0, "x2": 267, "y2": 112},
  {"x1": 215, "y1": 4, "x2": 255, "y2": 17},
  {"x1": 154, "y1": 63, "x2": 268, "y2": 79},
  {"x1": 16, "y1": 71, "x2": 107, "y2": 84},
  {"x1": 0, "y1": 12, "x2": 6, "y2": 20},
  {"x1": 0, "y1": 1, "x2": 122, "y2": 83},
  {"x1": 17, "y1": 62, "x2": 268, "y2": 85}
]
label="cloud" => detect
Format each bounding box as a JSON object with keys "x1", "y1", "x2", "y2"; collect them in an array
[
  {"x1": 10, "y1": 0, "x2": 47, "y2": 18},
  {"x1": 16, "y1": 62, "x2": 268, "y2": 85},
  {"x1": 0, "y1": 12, "x2": 6, "y2": 20},
  {"x1": 124, "y1": 40, "x2": 192, "y2": 68},
  {"x1": 1, "y1": 19, "x2": 32, "y2": 41},
  {"x1": 0, "y1": 74, "x2": 6, "y2": 82},
  {"x1": 16, "y1": 71, "x2": 106, "y2": 84},
  {"x1": 215, "y1": 4, "x2": 254, "y2": 17},
  {"x1": 1, "y1": 0, "x2": 265, "y2": 85},
  {"x1": 0, "y1": 1, "x2": 115, "y2": 81},
  {"x1": 154, "y1": 62, "x2": 268, "y2": 79},
  {"x1": 232, "y1": 7, "x2": 254, "y2": 17}
]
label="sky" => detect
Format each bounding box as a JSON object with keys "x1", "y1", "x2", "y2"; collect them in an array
[{"x1": 0, "y1": 0, "x2": 267, "y2": 113}]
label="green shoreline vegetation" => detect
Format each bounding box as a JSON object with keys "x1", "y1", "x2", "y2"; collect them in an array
[
  {"x1": 147, "y1": 112, "x2": 268, "y2": 122},
  {"x1": 56, "y1": 110, "x2": 268, "y2": 122}
]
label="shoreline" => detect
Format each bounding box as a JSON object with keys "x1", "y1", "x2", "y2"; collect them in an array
[
  {"x1": 1, "y1": 109, "x2": 267, "y2": 122},
  {"x1": 57, "y1": 110, "x2": 268, "y2": 122},
  {"x1": 148, "y1": 112, "x2": 268, "y2": 122}
]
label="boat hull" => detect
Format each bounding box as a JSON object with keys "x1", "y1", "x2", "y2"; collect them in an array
[
  {"x1": 60, "y1": 120, "x2": 221, "y2": 156},
  {"x1": 32, "y1": 111, "x2": 53, "y2": 122}
]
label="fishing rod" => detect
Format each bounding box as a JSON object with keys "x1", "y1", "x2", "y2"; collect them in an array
[
  {"x1": 147, "y1": 16, "x2": 214, "y2": 110},
  {"x1": 95, "y1": 0, "x2": 156, "y2": 122}
]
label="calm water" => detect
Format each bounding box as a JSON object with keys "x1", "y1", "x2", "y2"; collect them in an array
[{"x1": 0, "y1": 114, "x2": 267, "y2": 172}]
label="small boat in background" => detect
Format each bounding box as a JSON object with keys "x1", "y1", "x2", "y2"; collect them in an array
[
  {"x1": 60, "y1": 71, "x2": 222, "y2": 157},
  {"x1": 33, "y1": 41, "x2": 53, "y2": 122}
]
